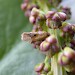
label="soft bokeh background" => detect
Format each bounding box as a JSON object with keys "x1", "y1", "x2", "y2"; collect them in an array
[{"x1": 0, "y1": 0, "x2": 75, "y2": 75}]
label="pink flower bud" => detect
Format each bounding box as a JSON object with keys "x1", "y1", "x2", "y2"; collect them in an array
[
  {"x1": 63, "y1": 47, "x2": 75, "y2": 60},
  {"x1": 21, "y1": 3, "x2": 28, "y2": 11},
  {"x1": 58, "y1": 12, "x2": 67, "y2": 21},
  {"x1": 35, "y1": 63, "x2": 45, "y2": 72},
  {"x1": 29, "y1": 16, "x2": 36, "y2": 24},
  {"x1": 40, "y1": 41, "x2": 50, "y2": 52},
  {"x1": 46, "y1": 11, "x2": 55, "y2": 19},
  {"x1": 46, "y1": 35, "x2": 57, "y2": 44}
]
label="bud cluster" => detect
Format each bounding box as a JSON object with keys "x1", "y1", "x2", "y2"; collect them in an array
[
  {"x1": 46, "y1": 11, "x2": 67, "y2": 29},
  {"x1": 21, "y1": 0, "x2": 75, "y2": 74},
  {"x1": 40, "y1": 35, "x2": 59, "y2": 56},
  {"x1": 35, "y1": 62, "x2": 51, "y2": 75},
  {"x1": 29, "y1": 8, "x2": 45, "y2": 24},
  {"x1": 21, "y1": 0, "x2": 39, "y2": 17}
]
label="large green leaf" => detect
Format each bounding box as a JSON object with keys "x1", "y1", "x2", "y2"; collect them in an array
[
  {"x1": 0, "y1": 0, "x2": 44, "y2": 75},
  {"x1": 0, "y1": 0, "x2": 75, "y2": 75}
]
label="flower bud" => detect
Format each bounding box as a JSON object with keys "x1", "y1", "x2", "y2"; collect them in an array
[
  {"x1": 63, "y1": 47, "x2": 75, "y2": 59},
  {"x1": 31, "y1": 8, "x2": 39, "y2": 16},
  {"x1": 61, "y1": 6, "x2": 71, "y2": 19},
  {"x1": 58, "y1": 52, "x2": 70, "y2": 66},
  {"x1": 37, "y1": 14, "x2": 46, "y2": 21},
  {"x1": 46, "y1": 35, "x2": 57, "y2": 44},
  {"x1": 40, "y1": 41, "x2": 50, "y2": 52},
  {"x1": 46, "y1": 11, "x2": 55, "y2": 19},
  {"x1": 44, "y1": 63, "x2": 51, "y2": 72},
  {"x1": 62, "y1": 55, "x2": 70, "y2": 65},
  {"x1": 35, "y1": 63, "x2": 45, "y2": 72},
  {"x1": 58, "y1": 12, "x2": 67, "y2": 21},
  {"x1": 21, "y1": 3, "x2": 28, "y2": 11},
  {"x1": 52, "y1": 13, "x2": 60, "y2": 21},
  {"x1": 29, "y1": 16, "x2": 36, "y2": 24},
  {"x1": 62, "y1": 24, "x2": 71, "y2": 33},
  {"x1": 51, "y1": 44, "x2": 59, "y2": 53}
]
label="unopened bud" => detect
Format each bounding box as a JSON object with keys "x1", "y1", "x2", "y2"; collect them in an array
[
  {"x1": 58, "y1": 52, "x2": 70, "y2": 66},
  {"x1": 63, "y1": 47, "x2": 75, "y2": 60},
  {"x1": 58, "y1": 12, "x2": 67, "y2": 21},
  {"x1": 44, "y1": 63, "x2": 51, "y2": 72},
  {"x1": 61, "y1": 55, "x2": 70, "y2": 65},
  {"x1": 52, "y1": 13, "x2": 60, "y2": 21},
  {"x1": 37, "y1": 14, "x2": 46, "y2": 21},
  {"x1": 31, "y1": 8, "x2": 39, "y2": 16},
  {"x1": 46, "y1": 11, "x2": 55, "y2": 19},
  {"x1": 46, "y1": 35, "x2": 57, "y2": 44},
  {"x1": 29, "y1": 16, "x2": 36, "y2": 24},
  {"x1": 21, "y1": 3, "x2": 28, "y2": 11},
  {"x1": 35, "y1": 63, "x2": 45, "y2": 72},
  {"x1": 40, "y1": 41, "x2": 50, "y2": 52}
]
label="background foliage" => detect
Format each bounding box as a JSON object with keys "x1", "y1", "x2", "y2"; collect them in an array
[{"x1": 0, "y1": 0, "x2": 75, "y2": 75}]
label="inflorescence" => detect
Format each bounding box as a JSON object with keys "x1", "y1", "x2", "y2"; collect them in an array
[{"x1": 21, "y1": 0, "x2": 75, "y2": 75}]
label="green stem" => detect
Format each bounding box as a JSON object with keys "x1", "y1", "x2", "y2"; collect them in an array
[
  {"x1": 51, "y1": 54, "x2": 67, "y2": 75},
  {"x1": 36, "y1": 0, "x2": 49, "y2": 13}
]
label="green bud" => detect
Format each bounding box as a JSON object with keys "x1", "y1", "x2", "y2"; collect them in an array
[
  {"x1": 61, "y1": 55, "x2": 70, "y2": 65},
  {"x1": 37, "y1": 14, "x2": 46, "y2": 22},
  {"x1": 31, "y1": 8, "x2": 39, "y2": 16},
  {"x1": 44, "y1": 63, "x2": 51, "y2": 72},
  {"x1": 52, "y1": 13, "x2": 60, "y2": 21},
  {"x1": 35, "y1": 63, "x2": 45, "y2": 72},
  {"x1": 58, "y1": 52, "x2": 70, "y2": 66},
  {"x1": 63, "y1": 47, "x2": 75, "y2": 59},
  {"x1": 40, "y1": 41, "x2": 50, "y2": 52}
]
